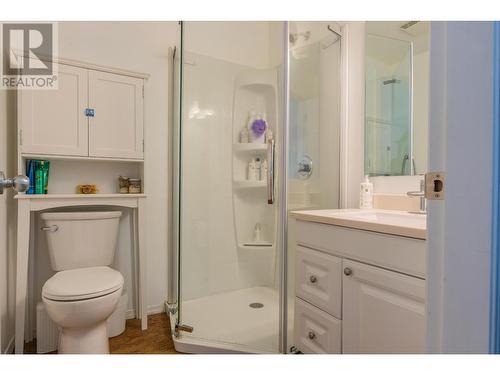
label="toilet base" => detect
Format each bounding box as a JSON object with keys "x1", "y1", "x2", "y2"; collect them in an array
[{"x1": 59, "y1": 321, "x2": 109, "y2": 354}]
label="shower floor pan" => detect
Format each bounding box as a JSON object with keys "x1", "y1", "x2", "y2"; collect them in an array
[{"x1": 169, "y1": 287, "x2": 281, "y2": 353}]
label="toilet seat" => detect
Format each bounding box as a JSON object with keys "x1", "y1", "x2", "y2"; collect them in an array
[{"x1": 42, "y1": 266, "x2": 124, "y2": 301}]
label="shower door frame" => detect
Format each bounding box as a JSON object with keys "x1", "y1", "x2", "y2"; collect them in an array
[{"x1": 169, "y1": 21, "x2": 291, "y2": 353}]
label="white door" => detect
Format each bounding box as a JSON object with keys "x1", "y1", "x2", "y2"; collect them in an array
[
  {"x1": 0, "y1": 91, "x2": 7, "y2": 352},
  {"x1": 342, "y1": 259, "x2": 426, "y2": 353},
  {"x1": 88, "y1": 70, "x2": 144, "y2": 159},
  {"x1": 19, "y1": 63, "x2": 88, "y2": 156},
  {"x1": 426, "y1": 22, "x2": 494, "y2": 353}
]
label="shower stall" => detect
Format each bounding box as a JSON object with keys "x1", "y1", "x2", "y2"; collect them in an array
[{"x1": 168, "y1": 21, "x2": 343, "y2": 353}]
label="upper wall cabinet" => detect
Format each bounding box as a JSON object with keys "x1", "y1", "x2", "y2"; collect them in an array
[
  {"x1": 19, "y1": 62, "x2": 145, "y2": 160},
  {"x1": 88, "y1": 71, "x2": 144, "y2": 159},
  {"x1": 19, "y1": 63, "x2": 89, "y2": 157}
]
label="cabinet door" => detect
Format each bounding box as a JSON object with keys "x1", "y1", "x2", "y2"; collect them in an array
[
  {"x1": 19, "y1": 63, "x2": 88, "y2": 156},
  {"x1": 88, "y1": 70, "x2": 144, "y2": 159},
  {"x1": 342, "y1": 259, "x2": 426, "y2": 353}
]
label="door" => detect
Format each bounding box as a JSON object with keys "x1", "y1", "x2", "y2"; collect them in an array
[
  {"x1": 342, "y1": 259, "x2": 426, "y2": 353},
  {"x1": 0, "y1": 90, "x2": 7, "y2": 352},
  {"x1": 19, "y1": 63, "x2": 88, "y2": 156},
  {"x1": 88, "y1": 70, "x2": 144, "y2": 159},
  {"x1": 175, "y1": 21, "x2": 285, "y2": 353},
  {"x1": 427, "y1": 22, "x2": 495, "y2": 353}
]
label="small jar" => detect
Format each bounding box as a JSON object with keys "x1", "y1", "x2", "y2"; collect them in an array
[
  {"x1": 128, "y1": 178, "x2": 141, "y2": 194},
  {"x1": 119, "y1": 176, "x2": 129, "y2": 194}
]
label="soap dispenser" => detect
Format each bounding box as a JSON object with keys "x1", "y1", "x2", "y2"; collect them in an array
[{"x1": 359, "y1": 175, "x2": 373, "y2": 209}]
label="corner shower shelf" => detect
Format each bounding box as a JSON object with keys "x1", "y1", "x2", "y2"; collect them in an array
[
  {"x1": 234, "y1": 180, "x2": 267, "y2": 189},
  {"x1": 233, "y1": 143, "x2": 267, "y2": 154},
  {"x1": 238, "y1": 242, "x2": 274, "y2": 251}
]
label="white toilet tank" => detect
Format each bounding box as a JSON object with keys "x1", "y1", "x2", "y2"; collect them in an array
[{"x1": 40, "y1": 211, "x2": 122, "y2": 271}]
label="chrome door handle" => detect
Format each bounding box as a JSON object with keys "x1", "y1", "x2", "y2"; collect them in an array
[
  {"x1": 0, "y1": 171, "x2": 29, "y2": 195},
  {"x1": 344, "y1": 267, "x2": 352, "y2": 276},
  {"x1": 267, "y1": 139, "x2": 275, "y2": 205},
  {"x1": 308, "y1": 331, "x2": 316, "y2": 340},
  {"x1": 309, "y1": 275, "x2": 318, "y2": 284}
]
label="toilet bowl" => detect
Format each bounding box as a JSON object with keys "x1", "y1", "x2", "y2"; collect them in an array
[{"x1": 40, "y1": 211, "x2": 124, "y2": 354}]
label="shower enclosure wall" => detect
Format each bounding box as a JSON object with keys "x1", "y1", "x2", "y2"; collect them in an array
[{"x1": 169, "y1": 21, "x2": 343, "y2": 353}]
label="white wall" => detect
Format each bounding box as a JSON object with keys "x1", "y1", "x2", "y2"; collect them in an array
[
  {"x1": 413, "y1": 49, "x2": 430, "y2": 174},
  {"x1": 342, "y1": 22, "x2": 366, "y2": 208},
  {"x1": 185, "y1": 22, "x2": 273, "y2": 68}
]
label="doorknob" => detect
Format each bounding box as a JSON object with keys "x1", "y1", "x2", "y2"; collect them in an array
[{"x1": 0, "y1": 171, "x2": 30, "y2": 195}]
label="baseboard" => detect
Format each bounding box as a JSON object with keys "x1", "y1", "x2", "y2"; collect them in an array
[
  {"x1": 124, "y1": 304, "x2": 166, "y2": 321},
  {"x1": 126, "y1": 309, "x2": 136, "y2": 320},
  {"x1": 147, "y1": 304, "x2": 165, "y2": 315},
  {"x1": 3, "y1": 335, "x2": 14, "y2": 354}
]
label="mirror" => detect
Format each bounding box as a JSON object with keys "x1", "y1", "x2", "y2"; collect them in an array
[{"x1": 364, "y1": 21, "x2": 429, "y2": 176}]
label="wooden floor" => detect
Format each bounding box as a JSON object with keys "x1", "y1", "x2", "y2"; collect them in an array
[
  {"x1": 109, "y1": 313, "x2": 179, "y2": 354},
  {"x1": 25, "y1": 313, "x2": 180, "y2": 354}
]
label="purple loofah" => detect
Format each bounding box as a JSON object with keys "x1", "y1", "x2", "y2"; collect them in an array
[{"x1": 251, "y1": 119, "x2": 267, "y2": 136}]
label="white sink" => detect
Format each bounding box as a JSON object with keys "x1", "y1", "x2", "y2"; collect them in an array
[
  {"x1": 291, "y1": 209, "x2": 427, "y2": 239},
  {"x1": 325, "y1": 209, "x2": 426, "y2": 230}
]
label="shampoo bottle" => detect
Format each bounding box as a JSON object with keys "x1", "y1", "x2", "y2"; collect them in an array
[
  {"x1": 248, "y1": 158, "x2": 258, "y2": 181},
  {"x1": 359, "y1": 175, "x2": 373, "y2": 209},
  {"x1": 260, "y1": 159, "x2": 268, "y2": 181}
]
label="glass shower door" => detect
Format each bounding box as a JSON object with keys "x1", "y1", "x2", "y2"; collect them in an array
[
  {"x1": 286, "y1": 21, "x2": 342, "y2": 350},
  {"x1": 175, "y1": 21, "x2": 285, "y2": 353}
]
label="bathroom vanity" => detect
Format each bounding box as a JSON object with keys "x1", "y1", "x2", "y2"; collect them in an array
[{"x1": 291, "y1": 209, "x2": 426, "y2": 354}]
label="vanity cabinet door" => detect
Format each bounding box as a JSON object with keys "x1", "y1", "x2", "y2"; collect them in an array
[
  {"x1": 88, "y1": 70, "x2": 144, "y2": 159},
  {"x1": 294, "y1": 298, "x2": 342, "y2": 354},
  {"x1": 295, "y1": 245, "x2": 342, "y2": 318},
  {"x1": 342, "y1": 259, "x2": 426, "y2": 354},
  {"x1": 19, "y1": 63, "x2": 89, "y2": 156}
]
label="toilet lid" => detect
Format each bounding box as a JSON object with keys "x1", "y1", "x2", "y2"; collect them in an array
[{"x1": 42, "y1": 266, "x2": 124, "y2": 301}]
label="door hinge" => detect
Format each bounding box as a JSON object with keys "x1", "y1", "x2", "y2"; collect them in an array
[
  {"x1": 142, "y1": 86, "x2": 144, "y2": 98},
  {"x1": 19, "y1": 129, "x2": 23, "y2": 146},
  {"x1": 424, "y1": 172, "x2": 445, "y2": 200},
  {"x1": 142, "y1": 139, "x2": 144, "y2": 152}
]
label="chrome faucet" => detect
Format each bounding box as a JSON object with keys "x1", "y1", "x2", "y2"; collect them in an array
[{"x1": 407, "y1": 179, "x2": 426, "y2": 214}]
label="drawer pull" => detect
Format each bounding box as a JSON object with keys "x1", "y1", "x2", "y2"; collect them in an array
[
  {"x1": 309, "y1": 275, "x2": 318, "y2": 284},
  {"x1": 343, "y1": 267, "x2": 352, "y2": 276},
  {"x1": 308, "y1": 331, "x2": 316, "y2": 340},
  {"x1": 40, "y1": 225, "x2": 58, "y2": 232}
]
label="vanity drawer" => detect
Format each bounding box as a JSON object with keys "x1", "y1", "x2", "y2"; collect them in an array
[
  {"x1": 295, "y1": 245, "x2": 342, "y2": 318},
  {"x1": 294, "y1": 297, "x2": 341, "y2": 354},
  {"x1": 296, "y1": 220, "x2": 426, "y2": 278}
]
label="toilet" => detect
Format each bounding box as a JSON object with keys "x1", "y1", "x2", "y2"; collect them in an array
[{"x1": 40, "y1": 211, "x2": 124, "y2": 354}]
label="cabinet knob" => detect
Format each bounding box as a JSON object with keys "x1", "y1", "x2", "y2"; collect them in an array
[
  {"x1": 344, "y1": 267, "x2": 353, "y2": 276},
  {"x1": 308, "y1": 331, "x2": 316, "y2": 340},
  {"x1": 309, "y1": 275, "x2": 318, "y2": 284}
]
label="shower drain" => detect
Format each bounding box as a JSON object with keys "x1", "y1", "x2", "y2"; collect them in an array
[{"x1": 249, "y1": 302, "x2": 264, "y2": 309}]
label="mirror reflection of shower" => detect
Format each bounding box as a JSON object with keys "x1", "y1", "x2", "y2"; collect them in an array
[{"x1": 289, "y1": 24, "x2": 341, "y2": 59}]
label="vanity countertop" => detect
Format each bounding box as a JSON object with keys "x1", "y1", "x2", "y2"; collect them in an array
[{"x1": 290, "y1": 209, "x2": 426, "y2": 240}]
